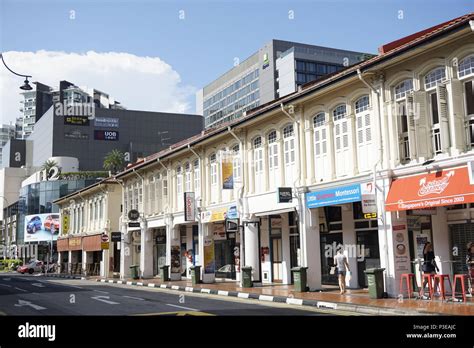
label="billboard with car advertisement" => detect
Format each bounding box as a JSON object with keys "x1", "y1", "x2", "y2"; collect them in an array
[{"x1": 24, "y1": 213, "x2": 60, "y2": 242}]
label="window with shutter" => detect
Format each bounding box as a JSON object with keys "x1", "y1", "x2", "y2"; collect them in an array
[
  {"x1": 355, "y1": 95, "x2": 372, "y2": 172},
  {"x1": 253, "y1": 137, "x2": 263, "y2": 192},
  {"x1": 268, "y1": 131, "x2": 279, "y2": 188},
  {"x1": 283, "y1": 124, "x2": 295, "y2": 185},
  {"x1": 332, "y1": 104, "x2": 349, "y2": 176}
]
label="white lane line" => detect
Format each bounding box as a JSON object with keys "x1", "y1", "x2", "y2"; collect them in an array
[
  {"x1": 93, "y1": 290, "x2": 109, "y2": 294},
  {"x1": 166, "y1": 304, "x2": 198, "y2": 311},
  {"x1": 14, "y1": 300, "x2": 46, "y2": 310},
  {"x1": 31, "y1": 283, "x2": 45, "y2": 288},
  {"x1": 91, "y1": 296, "x2": 119, "y2": 305},
  {"x1": 0, "y1": 284, "x2": 12, "y2": 288},
  {"x1": 14, "y1": 287, "x2": 28, "y2": 292},
  {"x1": 122, "y1": 295, "x2": 145, "y2": 301},
  {"x1": 2, "y1": 278, "x2": 11, "y2": 281}
]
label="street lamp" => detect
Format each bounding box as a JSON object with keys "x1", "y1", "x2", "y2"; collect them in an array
[{"x1": 0, "y1": 53, "x2": 33, "y2": 90}]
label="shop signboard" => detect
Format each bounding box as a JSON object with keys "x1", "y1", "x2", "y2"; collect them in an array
[
  {"x1": 221, "y1": 152, "x2": 234, "y2": 190},
  {"x1": 306, "y1": 184, "x2": 361, "y2": 209},
  {"x1": 111, "y1": 232, "x2": 122, "y2": 242},
  {"x1": 64, "y1": 116, "x2": 89, "y2": 126},
  {"x1": 386, "y1": 166, "x2": 474, "y2": 211},
  {"x1": 101, "y1": 242, "x2": 109, "y2": 250},
  {"x1": 226, "y1": 205, "x2": 238, "y2": 219},
  {"x1": 94, "y1": 117, "x2": 119, "y2": 128},
  {"x1": 225, "y1": 219, "x2": 239, "y2": 233},
  {"x1": 469, "y1": 161, "x2": 474, "y2": 185},
  {"x1": 360, "y1": 182, "x2": 377, "y2": 214},
  {"x1": 128, "y1": 209, "x2": 140, "y2": 221},
  {"x1": 24, "y1": 214, "x2": 60, "y2": 242},
  {"x1": 201, "y1": 205, "x2": 238, "y2": 223},
  {"x1": 203, "y1": 238, "x2": 215, "y2": 274},
  {"x1": 213, "y1": 223, "x2": 226, "y2": 240},
  {"x1": 184, "y1": 192, "x2": 195, "y2": 221},
  {"x1": 277, "y1": 187, "x2": 293, "y2": 203},
  {"x1": 94, "y1": 130, "x2": 119, "y2": 141},
  {"x1": 128, "y1": 222, "x2": 140, "y2": 228},
  {"x1": 62, "y1": 211, "x2": 70, "y2": 235}
]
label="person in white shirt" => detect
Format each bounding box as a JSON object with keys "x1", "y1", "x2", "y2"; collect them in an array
[{"x1": 334, "y1": 249, "x2": 351, "y2": 295}]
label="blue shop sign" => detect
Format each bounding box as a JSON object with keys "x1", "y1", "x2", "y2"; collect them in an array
[
  {"x1": 306, "y1": 184, "x2": 361, "y2": 208},
  {"x1": 226, "y1": 205, "x2": 239, "y2": 219}
]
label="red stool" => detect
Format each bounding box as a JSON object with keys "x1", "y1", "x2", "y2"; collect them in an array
[
  {"x1": 453, "y1": 274, "x2": 467, "y2": 302},
  {"x1": 433, "y1": 274, "x2": 452, "y2": 301},
  {"x1": 420, "y1": 273, "x2": 435, "y2": 299},
  {"x1": 399, "y1": 273, "x2": 417, "y2": 298}
]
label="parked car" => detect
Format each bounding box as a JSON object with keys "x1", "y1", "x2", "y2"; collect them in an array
[
  {"x1": 44, "y1": 214, "x2": 59, "y2": 233},
  {"x1": 17, "y1": 260, "x2": 44, "y2": 274},
  {"x1": 26, "y1": 216, "x2": 42, "y2": 234}
]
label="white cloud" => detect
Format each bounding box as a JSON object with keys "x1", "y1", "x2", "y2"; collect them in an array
[{"x1": 0, "y1": 51, "x2": 196, "y2": 126}]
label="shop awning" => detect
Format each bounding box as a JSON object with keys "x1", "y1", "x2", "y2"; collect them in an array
[
  {"x1": 254, "y1": 207, "x2": 296, "y2": 217},
  {"x1": 385, "y1": 166, "x2": 474, "y2": 212}
]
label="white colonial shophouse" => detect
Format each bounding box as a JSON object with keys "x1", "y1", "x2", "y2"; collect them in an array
[{"x1": 112, "y1": 14, "x2": 474, "y2": 296}]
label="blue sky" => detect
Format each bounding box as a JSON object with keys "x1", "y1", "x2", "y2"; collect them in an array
[{"x1": 0, "y1": 0, "x2": 473, "y2": 117}]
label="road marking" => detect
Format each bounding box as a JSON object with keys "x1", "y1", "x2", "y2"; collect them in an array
[
  {"x1": 134, "y1": 311, "x2": 214, "y2": 316},
  {"x1": 137, "y1": 282, "x2": 143, "y2": 286},
  {"x1": 91, "y1": 296, "x2": 119, "y2": 305},
  {"x1": 217, "y1": 290, "x2": 228, "y2": 296},
  {"x1": 317, "y1": 301, "x2": 338, "y2": 309},
  {"x1": 117, "y1": 280, "x2": 123, "y2": 284},
  {"x1": 31, "y1": 283, "x2": 45, "y2": 288},
  {"x1": 0, "y1": 284, "x2": 12, "y2": 288},
  {"x1": 160, "y1": 284, "x2": 167, "y2": 289},
  {"x1": 148, "y1": 283, "x2": 155, "y2": 288},
  {"x1": 15, "y1": 287, "x2": 28, "y2": 292},
  {"x1": 201, "y1": 289, "x2": 211, "y2": 294},
  {"x1": 165, "y1": 304, "x2": 198, "y2": 311},
  {"x1": 237, "y1": 293, "x2": 249, "y2": 299},
  {"x1": 171, "y1": 285, "x2": 180, "y2": 290},
  {"x1": 122, "y1": 295, "x2": 145, "y2": 301},
  {"x1": 185, "y1": 287, "x2": 193, "y2": 292},
  {"x1": 3, "y1": 278, "x2": 11, "y2": 281},
  {"x1": 126, "y1": 281, "x2": 133, "y2": 285},
  {"x1": 14, "y1": 300, "x2": 46, "y2": 310},
  {"x1": 93, "y1": 290, "x2": 109, "y2": 294}
]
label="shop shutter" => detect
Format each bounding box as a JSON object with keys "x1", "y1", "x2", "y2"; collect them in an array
[
  {"x1": 450, "y1": 223, "x2": 474, "y2": 277},
  {"x1": 413, "y1": 91, "x2": 430, "y2": 159},
  {"x1": 437, "y1": 84, "x2": 450, "y2": 152}
]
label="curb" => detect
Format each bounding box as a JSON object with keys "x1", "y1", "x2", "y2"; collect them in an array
[
  {"x1": 90, "y1": 278, "x2": 430, "y2": 316},
  {"x1": 43, "y1": 273, "x2": 83, "y2": 280}
]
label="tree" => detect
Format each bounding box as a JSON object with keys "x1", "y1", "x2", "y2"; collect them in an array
[
  {"x1": 41, "y1": 159, "x2": 61, "y2": 179},
  {"x1": 103, "y1": 149, "x2": 125, "y2": 174}
]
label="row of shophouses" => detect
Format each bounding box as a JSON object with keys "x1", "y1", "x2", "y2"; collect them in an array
[{"x1": 54, "y1": 14, "x2": 474, "y2": 296}]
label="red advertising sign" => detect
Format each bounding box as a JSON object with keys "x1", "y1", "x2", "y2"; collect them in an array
[{"x1": 385, "y1": 166, "x2": 474, "y2": 211}]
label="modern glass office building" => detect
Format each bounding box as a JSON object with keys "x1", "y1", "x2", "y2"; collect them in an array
[{"x1": 197, "y1": 39, "x2": 373, "y2": 128}]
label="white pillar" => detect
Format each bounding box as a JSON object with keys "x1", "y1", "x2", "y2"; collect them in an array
[
  {"x1": 281, "y1": 214, "x2": 291, "y2": 285},
  {"x1": 120, "y1": 222, "x2": 131, "y2": 279},
  {"x1": 244, "y1": 221, "x2": 260, "y2": 282},
  {"x1": 432, "y1": 207, "x2": 450, "y2": 275},
  {"x1": 301, "y1": 206, "x2": 322, "y2": 290},
  {"x1": 82, "y1": 250, "x2": 87, "y2": 275},
  {"x1": 139, "y1": 220, "x2": 153, "y2": 278}
]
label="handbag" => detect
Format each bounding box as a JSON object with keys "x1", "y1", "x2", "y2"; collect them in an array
[{"x1": 329, "y1": 266, "x2": 336, "y2": 275}]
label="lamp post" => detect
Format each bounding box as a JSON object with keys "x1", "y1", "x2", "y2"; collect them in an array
[{"x1": 0, "y1": 53, "x2": 33, "y2": 90}]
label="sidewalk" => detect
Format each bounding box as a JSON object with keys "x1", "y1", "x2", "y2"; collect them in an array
[{"x1": 45, "y1": 273, "x2": 474, "y2": 316}]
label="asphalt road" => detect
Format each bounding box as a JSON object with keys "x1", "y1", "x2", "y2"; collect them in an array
[{"x1": 0, "y1": 273, "x2": 347, "y2": 316}]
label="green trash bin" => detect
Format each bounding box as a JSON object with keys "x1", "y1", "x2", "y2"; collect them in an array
[
  {"x1": 241, "y1": 266, "x2": 253, "y2": 288},
  {"x1": 129, "y1": 265, "x2": 139, "y2": 280},
  {"x1": 160, "y1": 265, "x2": 170, "y2": 281},
  {"x1": 364, "y1": 268, "x2": 385, "y2": 299},
  {"x1": 190, "y1": 265, "x2": 201, "y2": 285},
  {"x1": 292, "y1": 267, "x2": 308, "y2": 292}
]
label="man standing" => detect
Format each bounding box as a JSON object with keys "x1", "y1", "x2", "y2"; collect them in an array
[{"x1": 334, "y1": 248, "x2": 351, "y2": 295}]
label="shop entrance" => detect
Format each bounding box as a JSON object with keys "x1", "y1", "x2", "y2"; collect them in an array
[
  {"x1": 180, "y1": 226, "x2": 187, "y2": 277},
  {"x1": 154, "y1": 228, "x2": 166, "y2": 277},
  {"x1": 214, "y1": 239, "x2": 236, "y2": 279},
  {"x1": 356, "y1": 230, "x2": 380, "y2": 288},
  {"x1": 320, "y1": 232, "x2": 342, "y2": 285}
]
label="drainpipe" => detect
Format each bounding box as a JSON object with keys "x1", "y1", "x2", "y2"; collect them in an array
[
  {"x1": 227, "y1": 126, "x2": 246, "y2": 276},
  {"x1": 357, "y1": 69, "x2": 391, "y2": 295},
  {"x1": 187, "y1": 144, "x2": 203, "y2": 269}
]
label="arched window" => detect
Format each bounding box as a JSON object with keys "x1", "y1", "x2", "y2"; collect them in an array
[
  {"x1": 424, "y1": 67, "x2": 446, "y2": 90},
  {"x1": 253, "y1": 137, "x2": 263, "y2": 191},
  {"x1": 394, "y1": 79, "x2": 413, "y2": 100},
  {"x1": 332, "y1": 104, "x2": 349, "y2": 176},
  {"x1": 184, "y1": 162, "x2": 191, "y2": 192},
  {"x1": 267, "y1": 130, "x2": 279, "y2": 188},
  {"x1": 193, "y1": 159, "x2": 200, "y2": 196},
  {"x1": 176, "y1": 166, "x2": 183, "y2": 209},
  {"x1": 232, "y1": 144, "x2": 241, "y2": 182},
  {"x1": 355, "y1": 96, "x2": 372, "y2": 172},
  {"x1": 458, "y1": 55, "x2": 474, "y2": 78},
  {"x1": 313, "y1": 112, "x2": 328, "y2": 181},
  {"x1": 210, "y1": 154, "x2": 217, "y2": 186},
  {"x1": 283, "y1": 124, "x2": 295, "y2": 185}
]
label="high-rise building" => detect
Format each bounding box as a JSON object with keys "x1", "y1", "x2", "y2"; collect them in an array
[
  {"x1": 0, "y1": 124, "x2": 15, "y2": 166},
  {"x1": 196, "y1": 39, "x2": 373, "y2": 128}
]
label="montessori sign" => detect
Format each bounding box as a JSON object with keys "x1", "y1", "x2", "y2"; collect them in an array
[{"x1": 306, "y1": 184, "x2": 361, "y2": 208}]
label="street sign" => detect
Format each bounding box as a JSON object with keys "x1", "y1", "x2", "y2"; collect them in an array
[
  {"x1": 101, "y1": 242, "x2": 109, "y2": 250},
  {"x1": 111, "y1": 232, "x2": 122, "y2": 242},
  {"x1": 101, "y1": 234, "x2": 109, "y2": 242},
  {"x1": 128, "y1": 222, "x2": 140, "y2": 228},
  {"x1": 225, "y1": 219, "x2": 239, "y2": 233},
  {"x1": 277, "y1": 187, "x2": 293, "y2": 203},
  {"x1": 128, "y1": 209, "x2": 140, "y2": 221}
]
